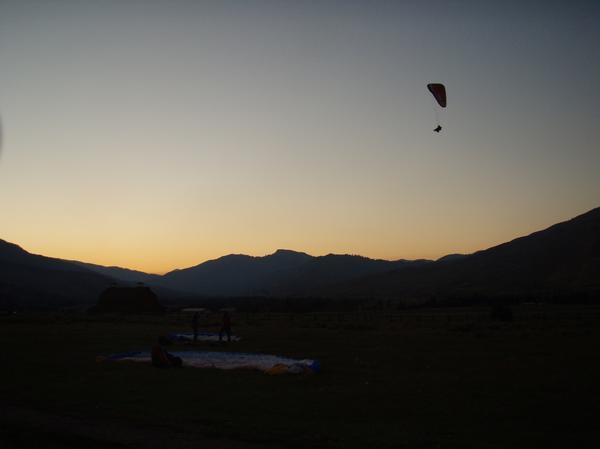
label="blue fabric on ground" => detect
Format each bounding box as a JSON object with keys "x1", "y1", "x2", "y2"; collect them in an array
[
  {"x1": 168, "y1": 332, "x2": 241, "y2": 342},
  {"x1": 105, "y1": 350, "x2": 319, "y2": 373}
]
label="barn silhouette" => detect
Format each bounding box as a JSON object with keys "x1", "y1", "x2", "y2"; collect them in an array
[{"x1": 89, "y1": 284, "x2": 164, "y2": 315}]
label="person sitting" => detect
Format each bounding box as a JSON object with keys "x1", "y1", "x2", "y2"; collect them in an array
[{"x1": 151, "y1": 337, "x2": 183, "y2": 368}]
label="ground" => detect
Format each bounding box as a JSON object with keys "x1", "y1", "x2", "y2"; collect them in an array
[{"x1": 1, "y1": 305, "x2": 599, "y2": 449}]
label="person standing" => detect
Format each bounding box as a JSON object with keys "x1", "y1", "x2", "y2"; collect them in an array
[
  {"x1": 192, "y1": 312, "x2": 200, "y2": 342},
  {"x1": 219, "y1": 311, "x2": 232, "y2": 343}
]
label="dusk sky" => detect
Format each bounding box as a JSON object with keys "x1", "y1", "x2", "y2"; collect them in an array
[{"x1": 1, "y1": 0, "x2": 599, "y2": 273}]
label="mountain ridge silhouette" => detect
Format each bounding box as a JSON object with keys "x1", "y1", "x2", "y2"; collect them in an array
[
  {"x1": 319, "y1": 206, "x2": 600, "y2": 301},
  {"x1": 2, "y1": 206, "x2": 599, "y2": 306}
]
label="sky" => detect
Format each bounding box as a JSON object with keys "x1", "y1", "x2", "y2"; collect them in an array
[{"x1": 1, "y1": 0, "x2": 599, "y2": 273}]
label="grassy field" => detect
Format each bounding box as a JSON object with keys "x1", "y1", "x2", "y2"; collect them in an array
[{"x1": 1, "y1": 305, "x2": 600, "y2": 449}]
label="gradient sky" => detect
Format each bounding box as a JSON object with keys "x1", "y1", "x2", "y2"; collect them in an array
[{"x1": 1, "y1": 0, "x2": 599, "y2": 273}]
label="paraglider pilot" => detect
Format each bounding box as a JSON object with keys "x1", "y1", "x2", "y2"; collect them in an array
[{"x1": 427, "y1": 83, "x2": 446, "y2": 133}]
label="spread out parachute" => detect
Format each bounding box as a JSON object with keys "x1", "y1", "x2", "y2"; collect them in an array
[
  {"x1": 99, "y1": 350, "x2": 320, "y2": 375},
  {"x1": 427, "y1": 83, "x2": 446, "y2": 132},
  {"x1": 168, "y1": 332, "x2": 241, "y2": 342}
]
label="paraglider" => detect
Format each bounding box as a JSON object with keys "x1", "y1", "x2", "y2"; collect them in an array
[{"x1": 427, "y1": 83, "x2": 446, "y2": 133}]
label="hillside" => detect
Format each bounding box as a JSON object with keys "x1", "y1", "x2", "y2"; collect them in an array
[
  {"x1": 323, "y1": 207, "x2": 600, "y2": 301},
  {"x1": 72, "y1": 261, "x2": 163, "y2": 285},
  {"x1": 0, "y1": 240, "x2": 114, "y2": 308}
]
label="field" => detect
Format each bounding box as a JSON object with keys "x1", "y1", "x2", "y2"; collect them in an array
[{"x1": 1, "y1": 305, "x2": 600, "y2": 449}]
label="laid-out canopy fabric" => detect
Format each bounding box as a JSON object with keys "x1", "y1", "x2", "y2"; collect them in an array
[
  {"x1": 101, "y1": 350, "x2": 320, "y2": 374},
  {"x1": 427, "y1": 83, "x2": 447, "y2": 108},
  {"x1": 168, "y1": 332, "x2": 241, "y2": 342}
]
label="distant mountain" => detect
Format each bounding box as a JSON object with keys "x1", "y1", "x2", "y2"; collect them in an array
[
  {"x1": 271, "y1": 254, "x2": 431, "y2": 297},
  {"x1": 436, "y1": 253, "x2": 467, "y2": 263},
  {"x1": 0, "y1": 240, "x2": 113, "y2": 308},
  {"x1": 72, "y1": 261, "x2": 192, "y2": 302},
  {"x1": 160, "y1": 249, "x2": 314, "y2": 296},
  {"x1": 72, "y1": 261, "x2": 162, "y2": 285},
  {"x1": 322, "y1": 207, "x2": 600, "y2": 301},
  {"x1": 155, "y1": 249, "x2": 431, "y2": 297},
  {"x1": 68, "y1": 249, "x2": 432, "y2": 298},
  {"x1": 3, "y1": 206, "x2": 598, "y2": 307}
]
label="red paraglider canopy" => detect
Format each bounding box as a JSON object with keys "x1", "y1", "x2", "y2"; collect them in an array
[{"x1": 427, "y1": 83, "x2": 447, "y2": 108}]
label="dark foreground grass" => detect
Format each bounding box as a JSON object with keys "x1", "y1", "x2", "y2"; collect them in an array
[{"x1": 1, "y1": 306, "x2": 600, "y2": 449}]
